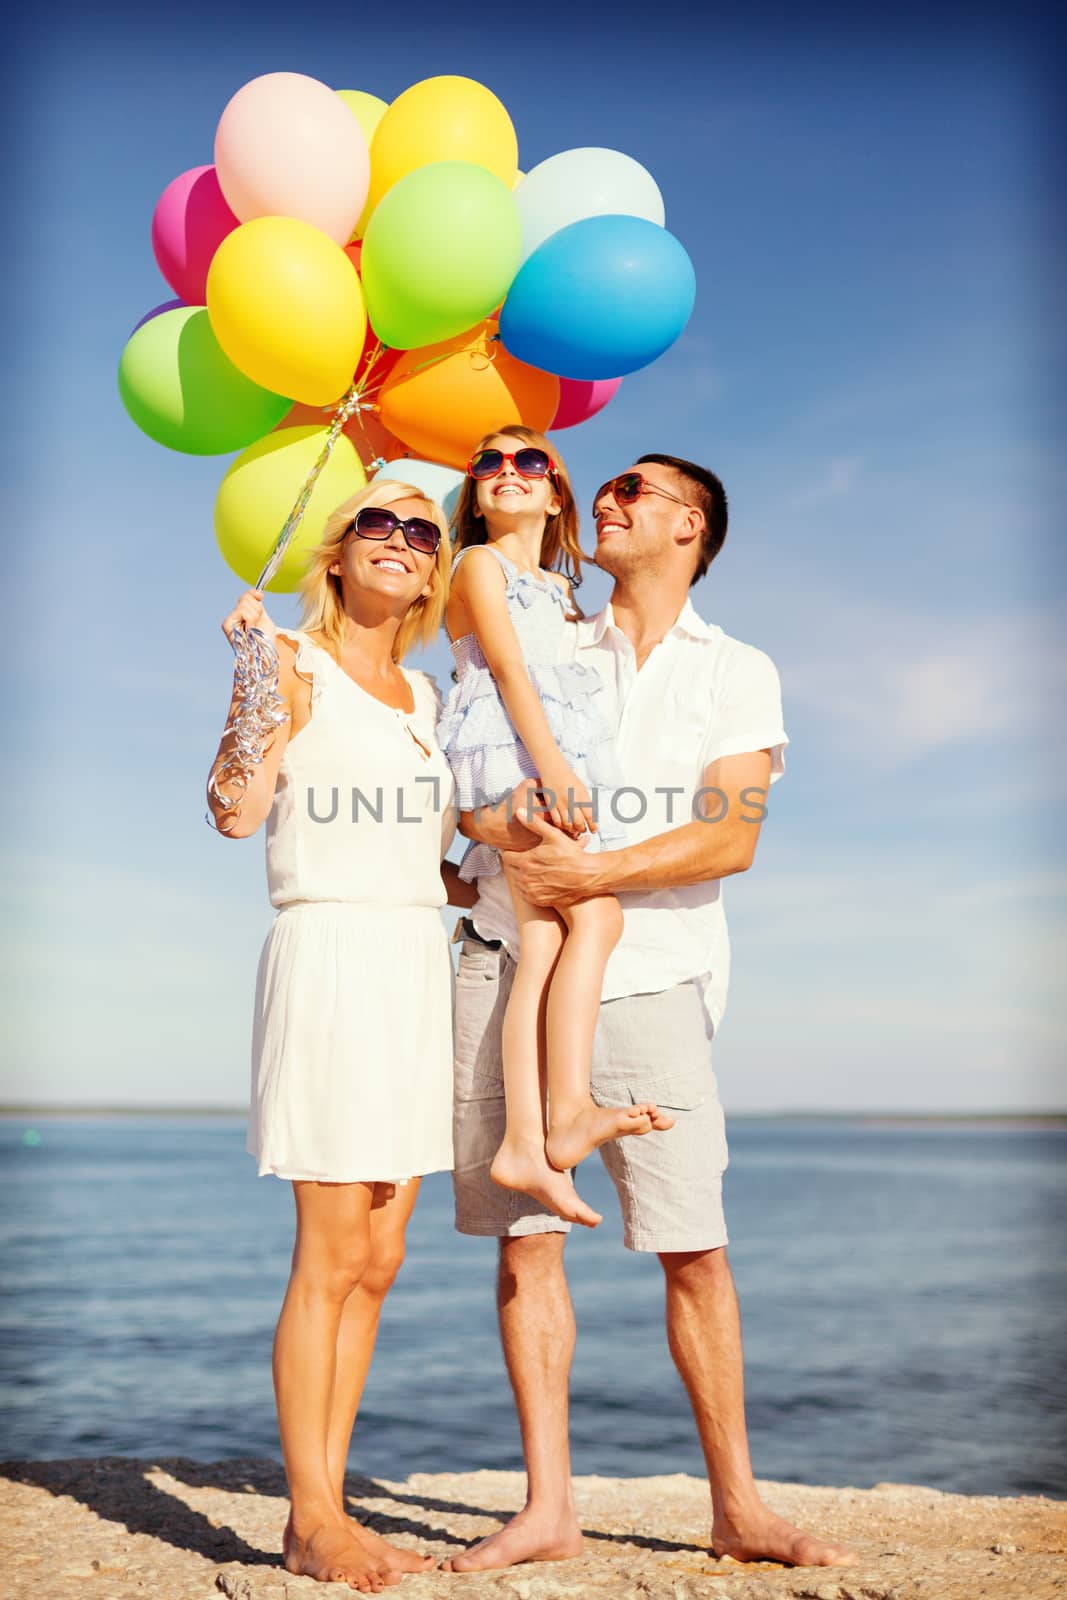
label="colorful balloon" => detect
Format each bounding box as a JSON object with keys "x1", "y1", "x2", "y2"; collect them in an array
[
  {"x1": 378, "y1": 320, "x2": 558, "y2": 469},
  {"x1": 371, "y1": 457, "x2": 465, "y2": 522},
  {"x1": 362, "y1": 162, "x2": 521, "y2": 350},
  {"x1": 500, "y1": 216, "x2": 696, "y2": 380},
  {"x1": 130, "y1": 298, "x2": 186, "y2": 337},
  {"x1": 215, "y1": 426, "x2": 367, "y2": 593},
  {"x1": 207, "y1": 217, "x2": 366, "y2": 406},
  {"x1": 151, "y1": 166, "x2": 240, "y2": 305},
  {"x1": 365, "y1": 75, "x2": 517, "y2": 219},
  {"x1": 515, "y1": 148, "x2": 664, "y2": 261},
  {"x1": 337, "y1": 89, "x2": 390, "y2": 238},
  {"x1": 118, "y1": 306, "x2": 290, "y2": 455},
  {"x1": 551, "y1": 376, "x2": 622, "y2": 430},
  {"x1": 215, "y1": 73, "x2": 370, "y2": 246}
]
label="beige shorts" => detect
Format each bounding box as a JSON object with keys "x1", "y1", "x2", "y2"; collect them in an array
[{"x1": 452, "y1": 938, "x2": 729, "y2": 1253}]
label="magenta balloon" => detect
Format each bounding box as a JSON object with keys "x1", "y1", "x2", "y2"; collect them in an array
[
  {"x1": 550, "y1": 376, "x2": 622, "y2": 430},
  {"x1": 130, "y1": 298, "x2": 187, "y2": 337},
  {"x1": 151, "y1": 166, "x2": 240, "y2": 305}
]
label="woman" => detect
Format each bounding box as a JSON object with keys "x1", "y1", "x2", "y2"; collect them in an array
[{"x1": 207, "y1": 480, "x2": 474, "y2": 1592}]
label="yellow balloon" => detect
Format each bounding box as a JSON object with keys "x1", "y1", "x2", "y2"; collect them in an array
[
  {"x1": 336, "y1": 88, "x2": 389, "y2": 144},
  {"x1": 366, "y1": 75, "x2": 518, "y2": 221},
  {"x1": 207, "y1": 218, "x2": 366, "y2": 406},
  {"x1": 215, "y1": 426, "x2": 367, "y2": 593},
  {"x1": 337, "y1": 89, "x2": 391, "y2": 238}
]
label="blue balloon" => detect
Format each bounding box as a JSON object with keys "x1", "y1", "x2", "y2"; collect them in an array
[{"x1": 499, "y1": 214, "x2": 696, "y2": 381}]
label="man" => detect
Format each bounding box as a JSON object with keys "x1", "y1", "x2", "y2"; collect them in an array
[{"x1": 445, "y1": 455, "x2": 856, "y2": 1573}]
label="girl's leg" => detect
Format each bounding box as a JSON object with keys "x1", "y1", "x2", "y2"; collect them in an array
[
  {"x1": 322, "y1": 1179, "x2": 433, "y2": 1574},
  {"x1": 544, "y1": 896, "x2": 675, "y2": 1174},
  {"x1": 274, "y1": 1179, "x2": 400, "y2": 1592},
  {"x1": 489, "y1": 860, "x2": 603, "y2": 1227}
]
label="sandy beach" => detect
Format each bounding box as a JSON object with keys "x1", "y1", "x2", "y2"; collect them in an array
[{"x1": 2, "y1": 1457, "x2": 1064, "y2": 1600}]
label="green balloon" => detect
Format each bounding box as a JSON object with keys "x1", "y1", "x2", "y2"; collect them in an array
[
  {"x1": 118, "y1": 306, "x2": 291, "y2": 455},
  {"x1": 362, "y1": 160, "x2": 521, "y2": 350}
]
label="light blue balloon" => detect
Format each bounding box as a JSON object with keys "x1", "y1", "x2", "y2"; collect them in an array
[
  {"x1": 500, "y1": 215, "x2": 696, "y2": 381},
  {"x1": 515, "y1": 147, "x2": 665, "y2": 262},
  {"x1": 371, "y1": 458, "x2": 465, "y2": 523}
]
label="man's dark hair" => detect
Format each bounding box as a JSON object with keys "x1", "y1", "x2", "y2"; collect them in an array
[{"x1": 637, "y1": 454, "x2": 728, "y2": 586}]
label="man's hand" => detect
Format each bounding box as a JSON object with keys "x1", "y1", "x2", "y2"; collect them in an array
[
  {"x1": 459, "y1": 778, "x2": 546, "y2": 853},
  {"x1": 502, "y1": 812, "x2": 605, "y2": 908}
]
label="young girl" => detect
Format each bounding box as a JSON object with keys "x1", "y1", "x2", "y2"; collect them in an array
[{"x1": 438, "y1": 427, "x2": 672, "y2": 1228}]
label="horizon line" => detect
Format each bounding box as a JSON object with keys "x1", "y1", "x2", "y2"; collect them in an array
[{"x1": 2, "y1": 1104, "x2": 1065, "y2": 1125}]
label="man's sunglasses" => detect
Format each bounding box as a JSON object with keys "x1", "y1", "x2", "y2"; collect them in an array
[
  {"x1": 467, "y1": 446, "x2": 557, "y2": 481},
  {"x1": 347, "y1": 506, "x2": 441, "y2": 556},
  {"x1": 593, "y1": 471, "x2": 694, "y2": 515}
]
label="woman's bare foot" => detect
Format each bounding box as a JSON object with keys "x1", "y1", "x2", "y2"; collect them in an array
[
  {"x1": 546, "y1": 1101, "x2": 673, "y2": 1173},
  {"x1": 282, "y1": 1513, "x2": 399, "y2": 1590},
  {"x1": 490, "y1": 1140, "x2": 603, "y2": 1226},
  {"x1": 440, "y1": 1503, "x2": 584, "y2": 1572},
  {"x1": 712, "y1": 1503, "x2": 857, "y2": 1567},
  {"x1": 345, "y1": 1514, "x2": 434, "y2": 1574},
  {"x1": 288, "y1": 1508, "x2": 432, "y2": 1577}
]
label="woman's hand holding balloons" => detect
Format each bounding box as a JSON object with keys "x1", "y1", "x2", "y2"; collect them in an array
[{"x1": 222, "y1": 589, "x2": 277, "y2": 644}]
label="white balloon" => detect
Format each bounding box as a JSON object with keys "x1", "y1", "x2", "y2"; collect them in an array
[
  {"x1": 515, "y1": 147, "x2": 666, "y2": 262},
  {"x1": 372, "y1": 457, "x2": 465, "y2": 522}
]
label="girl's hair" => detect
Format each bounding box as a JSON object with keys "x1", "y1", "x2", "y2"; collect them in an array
[
  {"x1": 450, "y1": 425, "x2": 584, "y2": 585},
  {"x1": 297, "y1": 479, "x2": 452, "y2": 663}
]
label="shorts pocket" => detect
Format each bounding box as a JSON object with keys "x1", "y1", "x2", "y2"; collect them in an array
[
  {"x1": 647, "y1": 1071, "x2": 708, "y2": 1112},
  {"x1": 455, "y1": 945, "x2": 505, "y2": 986}
]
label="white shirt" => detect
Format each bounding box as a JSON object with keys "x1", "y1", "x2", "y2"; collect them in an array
[{"x1": 469, "y1": 596, "x2": 788, "y2": 1034}]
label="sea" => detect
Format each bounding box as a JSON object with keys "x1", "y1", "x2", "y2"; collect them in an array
[{"x1": 1, "y1": 1115, "x2": 1064, "y2": 1498}]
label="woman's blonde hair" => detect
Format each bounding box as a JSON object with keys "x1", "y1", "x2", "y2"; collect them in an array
[
  {"x1": 298, "y1": 479, "x2": 451, "y2": 662},
  {"x1": 450, "y1": 426, "x2": 584, "y2": 586}
]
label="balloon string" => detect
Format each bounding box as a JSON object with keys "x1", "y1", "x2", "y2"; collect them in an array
[{"x1": 206, "y1": 378, "x2": 362, "y2": 831}]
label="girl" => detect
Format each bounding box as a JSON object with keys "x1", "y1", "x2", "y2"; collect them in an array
[
  {"x1": 438, "y1": 428, "x2": 672, "y2": 1229},
  {"x1": 208, "y1": 481, "x2": 472, "y2": 1592}
]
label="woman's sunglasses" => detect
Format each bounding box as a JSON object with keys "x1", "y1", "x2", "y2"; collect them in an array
[
  {"x1": 347, "y1": 506, "x2": 441, "y2": 556},
  {"x1": 467, "y1": 446, "x2": 557, "y2": 481},
  {"x1": 593, "y1": 472, "x2": 693, "y2": 513}
]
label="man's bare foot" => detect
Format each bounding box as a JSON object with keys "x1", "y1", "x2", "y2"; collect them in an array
[
  {"x1": 490, "y1": 1141, "x2": 602, "y2": 1226},
  {"x1": 712, "y1": 1504, "x2": 857, "y2": 1567},
  {"x1": 546, "y1": 1101, "x2": 673, "y2": 1173},
  {"x1": 440, "y1": 1503, "x2": 584, "y2": 1573},
  {"x1": 282, "y1": 1512, "x2": 399, "y2": 1590},
  {"x1": 287, "y1": 1511, "x2": 431, "y2": 1577}
]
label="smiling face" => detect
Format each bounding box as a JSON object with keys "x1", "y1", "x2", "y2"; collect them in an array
[
  {"x1": 329, "y1": 494, "x2": 438, "y2": 608},
  {"x1": 474, "y1": 433, "x2": 562, "y2": 526},
  {"x1": 593, "y1": 462, "x2": 705, "y2": 584}
]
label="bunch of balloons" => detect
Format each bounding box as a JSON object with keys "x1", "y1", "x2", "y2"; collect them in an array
[{"x1": 118, "y1": 71, "x2": 697, "y2": 592}]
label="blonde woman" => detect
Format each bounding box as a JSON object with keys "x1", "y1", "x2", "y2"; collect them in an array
[{"x1": 207, "y1": 481, "x2": 473, "y2": 1593}]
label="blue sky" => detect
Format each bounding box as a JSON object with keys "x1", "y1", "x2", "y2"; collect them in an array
[{"x1": 5, "y1": 2, "x2": 1064, "y2": 1111}]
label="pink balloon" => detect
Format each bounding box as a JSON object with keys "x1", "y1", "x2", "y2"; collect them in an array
[
  {"x1": 550, "y1": 376, "x2": 623, "y2": 430},
  {"x1": 151, "y1": 167, "x2": 239, "y2": 306},
  {"x1": 215, "y1": 73, "x2": 371, "y2": 246}
]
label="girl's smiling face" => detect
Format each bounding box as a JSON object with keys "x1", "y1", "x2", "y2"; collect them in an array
[{"x1": 475, "y1": 433, "x2": 562, "y2": 525}]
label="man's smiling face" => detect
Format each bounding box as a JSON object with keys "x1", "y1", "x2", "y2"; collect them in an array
[{"x1": 592, "y1": 462, "x2": 703, "y2": 583}]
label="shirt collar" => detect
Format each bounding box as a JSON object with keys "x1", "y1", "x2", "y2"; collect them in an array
[{"x1": 579, "y1": 596, "x2": 717, "y2": 646}]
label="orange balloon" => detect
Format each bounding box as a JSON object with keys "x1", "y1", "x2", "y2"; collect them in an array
[{"x1": 378, "y1": 321, "x2": 559, "y2": 469}]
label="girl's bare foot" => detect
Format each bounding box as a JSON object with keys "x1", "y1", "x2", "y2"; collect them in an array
[
  {"x1": 440, "y1": 1503, "x2": 584, "y2": 1572},
  {"x1": 282, "y1": 1513, "x2": 399, "y2": 1590},
  {"x1": 490, "y1": 1141, "x2": 603, "y2": 1226},
  {"x1": 546, "y1": 1102, "x2": 673, "y2": 1173}
]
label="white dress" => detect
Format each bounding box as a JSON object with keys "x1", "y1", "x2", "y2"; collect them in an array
[{"x1": 246, "y1": 630, "x2": 456, "y2": 1184}]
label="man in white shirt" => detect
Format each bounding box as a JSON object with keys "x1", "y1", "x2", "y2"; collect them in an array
[{"x1": 445, "y1": 455, "x2": 856, "y2": 1574}]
